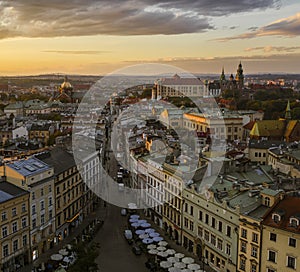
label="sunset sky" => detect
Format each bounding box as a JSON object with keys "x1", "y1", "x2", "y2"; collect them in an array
[{"x1": 0, "y1": 0, "x2": 300, "y2": 75}]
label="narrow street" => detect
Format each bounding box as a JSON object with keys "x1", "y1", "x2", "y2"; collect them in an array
[{"x1": 94, "y1": 204, "x2": 148, "y2": 272}]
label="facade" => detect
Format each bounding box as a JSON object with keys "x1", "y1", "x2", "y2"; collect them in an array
[
  {"x1": 3, "y1": 158, "x2": 55, "y2": 262},
  {"x1": 261, "y1": 196, "x2": 300, "y2": 272},
  {"x1": 183, "y1": 112, "x2": 243, "y2": 142},
  {"x1": 154, "y1": 74, "x2": 206, "y2": 99},
  {"x1": 28, "y1": 123, "x2": 55, "y2": 145},
  {"x1": 0, "y1": 182, "x2": 30, "y2": 272},
  {"x1": 36, "y1": 148, "x2": 83, "y2": 242}
]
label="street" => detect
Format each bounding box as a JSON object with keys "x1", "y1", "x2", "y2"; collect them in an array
[{"x1": 94, "y1": 204, "x2": 148, "y2": 272}]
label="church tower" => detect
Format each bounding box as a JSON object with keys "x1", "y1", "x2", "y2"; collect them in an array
[
  {"x1": 235, "y1": 62, "x2": 244, "y2": 89},
  {"x1": 285, "y1": 100, "x2": 291, "y2": 120}
]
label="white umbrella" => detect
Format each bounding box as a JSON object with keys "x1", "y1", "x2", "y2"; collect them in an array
[
  {"x1": 188, "y1": 264, "x2": 201, "y2": 271},
  {"x1": 157, "y1": 246, "x2": 167, "y2": 251},
  {"x1": 58, "y1": 249, "x2": 68, "y2": 256},
  {"x1": 153, "y1": 236, "x2": 163, "y2": 242},
  {"x1": 174, "y1": 262, "x2": 186, "y2": 269},
  {"x1": 175, "y1": 253, "x2": 185, "y2": 259},
  {"x1": 182, "y1": 269, "x2": 193, "y2": 272},
  {"x1": 160, "y1": 261, "x2": 172, "y2": 269},
  {"x1": 182, "y1": 257, "x2": 195, "y2": 264},
  {"x1": 168, "y1": 267, "x2": 182, "y2": 272},
  {"x1": 139, "y1": 233, "x2": 149, "y2": 239},
  {"x1": 148, "y1": 249, "x2": 158, "y2": 255},
  {"x1": 147, "y1": 244, "x2": 157, "y2": 250},
  {"x1": 167, "y1": 256, "x2": 180, "y2": 263},
  {"x1": 158, "y1": 241, "x2": 168, "y2": 247},
  {"x1": 149, "y1": 232, "x2": 160, "y2": 238},
  {"x1": 145, "y1": 228, "x2": 155, "y2": 233},
  {"x1": 141, "y1": 223, "x2": 151, "y2": 228},
  {"x1": 157, "y1": 251, "x2": 169, "y2": 258},
  {"x1": 50, "y1": 254, "x2": 63, "y2": 261},
  {"x1": 142, "y1": 238, "x2": 154, "y2": 244},
  {"x1": 166, "y1": 249, "x2": 176, "y2": 255},
  {"x1": 138, "y1": 219, "x2": 147, "y2": 224}
]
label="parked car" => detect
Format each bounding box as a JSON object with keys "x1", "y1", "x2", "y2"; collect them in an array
[
  {"x1": 124, "y1": 229, "x2": 133, "y2": 244},
  {"x1": 60, "y1": 256, "x2": 71, "y2": 269},
  {"x1": 132, "y1": 245, "x2": 142, "y2": 255},
  {"x1": 121, "y1": 208, "x2": 127, "y2": 216}
]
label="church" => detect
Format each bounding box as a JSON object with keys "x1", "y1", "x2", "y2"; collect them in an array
[{"x1": 220, "y1": 62, "x2": 244, "y2": 91}]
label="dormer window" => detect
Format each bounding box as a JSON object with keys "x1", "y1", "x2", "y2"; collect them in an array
[
  {"x1": 290, "y1": 218, "x2": 299, "y2": 228},
  {"x1": 272, "y1": 213, "x2": 281, "y2": 223}
]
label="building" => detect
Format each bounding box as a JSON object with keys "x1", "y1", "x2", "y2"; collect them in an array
[
  {"x1": 261, "y1": 196, "x2": 300, "y2": 272},
  {"x1": 220, "y1": 63, "x2": 245, "y2": 91},
  {"x1": 36, "y1": 148, "x2": 83, "y2": 242},
  {"x1": 28, "y1": 123, "x2": 56, "y2": 146},
  {"x1": 154, "y1": 74, "x2": 206, "y2": 99},
  {"x1": 237, "y1": 188, "x2": 281, "y2": 272},
  {"x1": 0, "y1": 182, "x2": 30, "y2": 272},
  {"x1": 3, "y1": 157, "x2": 55, "y2": 262}
]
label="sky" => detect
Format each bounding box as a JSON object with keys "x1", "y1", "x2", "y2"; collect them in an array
[{"x1": 0, "y1": 0, "x2": 300, "y2": 75}]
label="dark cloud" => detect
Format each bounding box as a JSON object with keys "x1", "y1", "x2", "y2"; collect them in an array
[
  {"x1": 43, "y1": 50, "x2": 111, "y2": 55},
  {"x1": 217, "y1": 12, "x2": 300, "y2": 41},
  {"x1": 0, "y1": 0, "x2": 281, "y2": 38}
]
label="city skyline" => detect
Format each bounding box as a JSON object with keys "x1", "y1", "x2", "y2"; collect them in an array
[{"x1": 0, "y1": 0, "x2": 300, "y2": 75}]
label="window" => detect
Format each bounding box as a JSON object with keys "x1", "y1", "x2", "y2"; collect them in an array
[
  {"x1": 290, "y1": 218, "x2": 299, "y2": 228},
  {"x1": 217, "y1": 238, "x2": 223, "y2": 251},
  {"x1": 184, "y1": 218, "x2": 188, "y2": 228},
  {"x1": 12, "y1": 222, "x2": 17, "y2": 233},
  {"x1": 272, "y1": 214, "x2": 280, "y2": 223},
  {"x1": 41, "y1": 214, "x2": 45, "y2": 225},
  {"x1": 218, "y1": 221, "x2": 222, "y2": 232},
  {"x1": 251, "y1": 263, "x2": 257, "y2": 272},
  {"x1": 49, "y1": 210, "x2": 53, "y2": 219},
  {"x1": 49, "y1": 185, "x2": 52, "y2": 192},
  {"x1": 41, "y1": 188, "x2": 44, "y2": 196},
  {"x1": 22, "y1": 235, "x2": 27, "y2": 246},
  {"x1": 211, "y1": 234, "x2": 216, "y2": 246},
  {"x1": 40, "y1": 200, "x2": 45, "y2": 211},
  {"x1": 22, "y1": 217, "x2": 27, "y2": 228},
  {"x1": 241, "y1": 228, "x2": 247, "y2": 239},
  {"x1": 32, "y1": 218, "x2": 36, "y2": 229},
  {"x1": 251, "y1": 246, "x2": 258, "y2": 258},
  {"x1": 3, "y1": 244, "x2": 9, "y2": 257},
  {"x1": 190, "y1": 206, "x2": 194, "y2": 216},
  {"x1": 287, "y1": 256, "x2": 296, "y2": 269},
  {"x1": 1, "y1": 212, "x2": 7, "y2": 221},
  {"x1": 13, "y1": 240, "x2": 18, "y2": 252},
  {"x1": 268, "y1": 250, "x2": 276, "y2": 263},
  {"x1": 205, "y1": 214, "x2": 209, "y2": 224},
  {"x1": 212, "y1": 218, "x2": 216, "y2": 228},
  {"x1": 226, "y1": 226, "x2": 231, "y2": 237},
  {"x1": 252, "y1": 233, "x2": 258, "y2": 243},
  {"x1": 198, "y1": 226, "x2": 203, "y2": 237},
  {"x1": 267, "y1": 269, "x2": 275, "y2": 272},
  {"x1": 240, "y1": 241, "x2": 247, "y2": 253},
  {"x1": 32, "y1": 204, "x2": 36, "y2": 215},
  {"x1": 199, "y1": 211, "x2": 203, "y2": 221},
  {"x1": 265, "y1": 197, "x2": 270, "y2": 207},
  {"x1": 32, "y1": 192, "x2": 35, "y2": 200},
  {"x1": 22, "y1": 203, "x2": 26, "y2": 213},
  {"x1": 2, "y1": 226, "x2": 8, "y2": 238},
  {"x1": 204, "y1": 230, "x2": 209, "y2": 241},
  {"x1": 49, "y1": 197, "x2": 52, "y2": 206},
  {"x1": 289, "y1": 238, "x2": 296, "y2": 247},
  {"x1": 270, "y1": 233, "x2": 277, "y2": 242},
  {"x1": 226, "y1": 243, "x2": 231, "y2": 256},
  {"x1": 12, "y1": 207, "x2": 17, "y2": 217},
  {"x1": 240, "y1": 258, "x2": 246, "y2": 271},
  {"x1": 56, "y1": 187, "x2": 60, "y2": 194}
]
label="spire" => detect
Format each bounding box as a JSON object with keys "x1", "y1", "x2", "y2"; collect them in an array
[
  {"x1": 220, "y1": 67, "x2": 226, "y2": 81},
  {"x1": 285, "y1": 100, "x2": 291, "y2": 120}
]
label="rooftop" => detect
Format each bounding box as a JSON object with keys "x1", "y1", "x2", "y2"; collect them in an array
[
  {"x1": 0, "y1": 182, "x2": 29, "y2": 203},
  {"x1": 6, "y1": 157, "x2": 51, "y2": 177}
]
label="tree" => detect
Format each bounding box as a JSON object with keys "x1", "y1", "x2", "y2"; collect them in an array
[{"x1": 68, "y1": 242, "x2": 100, "y2": 272}]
